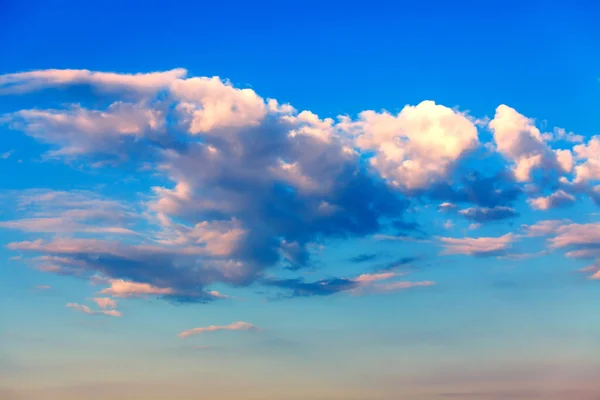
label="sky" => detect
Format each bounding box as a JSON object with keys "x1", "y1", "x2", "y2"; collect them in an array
[{"x1": 1, "y1": 1, "x2": 600, "y2": 399}]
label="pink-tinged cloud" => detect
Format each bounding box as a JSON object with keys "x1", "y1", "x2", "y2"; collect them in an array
[
  {"x1": 91, "y1": 297, "x2": 117, "y2": 309},
  {"x1": 100, "y1": 279, "x2": 175, "y2": 298},
  {"x1": 207, "y1": 290, "x2": 228, "y2": 299},
  {"x1": 522, "y1": 219, "x2": 570, "y2": 236},
  {"x1": 178, "y1": 321, "x2": 258, "y2": 338},
  {"x1": 579, "y1": 265, "x2": 598, "y2": 273},
  {"x1": 573, "y1": 136, "x2": 600, "y2": 183},
  {"x1": 349, "y1": 272, "x2": 434, "y2": 295},
  {"x1": 66, "y1": 302, "x2": 122, "y2": 317},
  {"x1": 580, "y1": 262, "x2": 600, "y2": 280},
  {"x1": 347, "y1": 100, "x2": 479, "y2": 191},
  {"x1": 548, "y1": 223, "x2": 600, "y2": 250},
  {"x1": 528, "y1": 190, "x2": 575, "y2": 210},
  {"x1": 489, "y1": 105, "x2": 571, "y2": 181},
  {"x1": 439, "y1": 233, "x2": 514, "y2": 256},
  {"x1": 34, "y1": 285, "x2": 51, "y2": 290}
]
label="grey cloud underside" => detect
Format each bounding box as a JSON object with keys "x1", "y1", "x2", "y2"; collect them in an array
[
  {"x1": 378, "y1": 256, "x2": 420, "y2": 271},
  {"x1": 265, "y1": 278, "x2": 358, "y2": 298}
]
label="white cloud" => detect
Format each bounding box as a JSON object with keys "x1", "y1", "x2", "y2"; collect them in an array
[
  {"x1": 573, "y1": 136, "x2": 600, "y2": 183},
  {"x1": 489, "y1": 105, "x2": 570, "y2": 182},
  {"x1": 171, "y1": 77, "x2": 266, "y2": 133},
  {"x1": 347, "y1": 100, "x2": 479, "y2": 191}
]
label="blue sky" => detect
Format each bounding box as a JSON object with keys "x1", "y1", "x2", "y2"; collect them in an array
[{"x1": 1, "y1": 1, "x2": 600, "y2": 399}]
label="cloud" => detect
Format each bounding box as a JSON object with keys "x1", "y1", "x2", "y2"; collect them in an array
[
  {"x1": 521, "y1": 219, "x2": 568, "y2": 237},
  {"x1": 91, "y1": 297, "x2": 117, "y2": 309},
  {"x1": 268, "y1": 270, "x2": 433, "y2": 298},
  {"x1": 99, "y1": 279, "x2": 175, "y2": 298},
  {"x1": 8, "y1": 238, "x2": 237, "y2": 302},
  {"x1": 347, "y1": 100, "x2": 479, "y2": 191},
  {"x1": 1, "y1": 150, "x2": 14, "y2": 159},
  {"x1": 171, "y1": 76, "x2": 267, "y2": 133},
  {"x1": 66, "y1": 302, "x2": 122, "y2": 317},
  {"x1": 3, "y1": 67, "x2": 593, "y2": 306},
  {"x1": 354, "y1": 272, "x2": 401, "y2": 283},
  {"x1": 443, "y1": 220, "x2": 454, "y2": 230},
  {"x1": 0, "y1": 189, "x2": 137, "y2": 235},
  {"x1": 521, "y1": 220, "x2": 600, "y2": 262},
  {"x1": 528, "y1": 190, "x2": 576, "y2": 210},
  {"x1": 439, "y1": 233, "x2": 514, "y2": 257},
  {"x1": 0, "y1": 68, "x2": 186, "y2": 94},
  {"x1": 579, "y1": 262, "x2": 600, "y2": 279},
  {"x1": 5, "y1": 103, "x2": 165, "y2": 159},
  {"x1": 543, "y1": 127, "x2": 584, "y2": 143},
  {"x1": 266, "y1": 277, "x2": 358, "y2": 297},
  {"x1": 489, "y1": 105, "x2": 571, "y2": 182},
  {"x1": 547, "y1": 223, "x2": 600, "y2": 255},
  {"x1": 34, "y1": 285, "x2": 51, "y2": 291},
  {"x1": 572, "y1": 136, "x2": 600, "y2": 184},
  {"x1": 458, "y1": 206, "x2": 517, "y2": 223},
  {"x1": 178, "y1": 321, "x2": 258, "y2": 338},
  {"x1": 438, "y1": 202, "x2": 457, "y2": 212}
]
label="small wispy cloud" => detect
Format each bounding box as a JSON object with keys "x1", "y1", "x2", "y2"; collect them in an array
[
  {"x1": 66, "y1": 302, "x2": 122, "y2": 317},
  {"x1": 1, "y1": 150, "x2": 14, "y2": 159},
  {"x1": 178, "y1": 321, "x2": 259, "y2": 338}
]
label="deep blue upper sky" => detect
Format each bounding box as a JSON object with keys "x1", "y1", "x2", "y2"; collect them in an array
[{"x1": 2, "y1": 0, "x2": 599, "y2": 128}]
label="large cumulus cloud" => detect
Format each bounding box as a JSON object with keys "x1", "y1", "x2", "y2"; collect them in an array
[{"x1": 1, "y1": 67, "x2": 598, "y2": 304}]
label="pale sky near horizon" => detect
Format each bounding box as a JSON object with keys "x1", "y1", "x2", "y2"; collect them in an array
[{"x1": 1, "y1": 1, "x2": 600, "y2": 399}]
